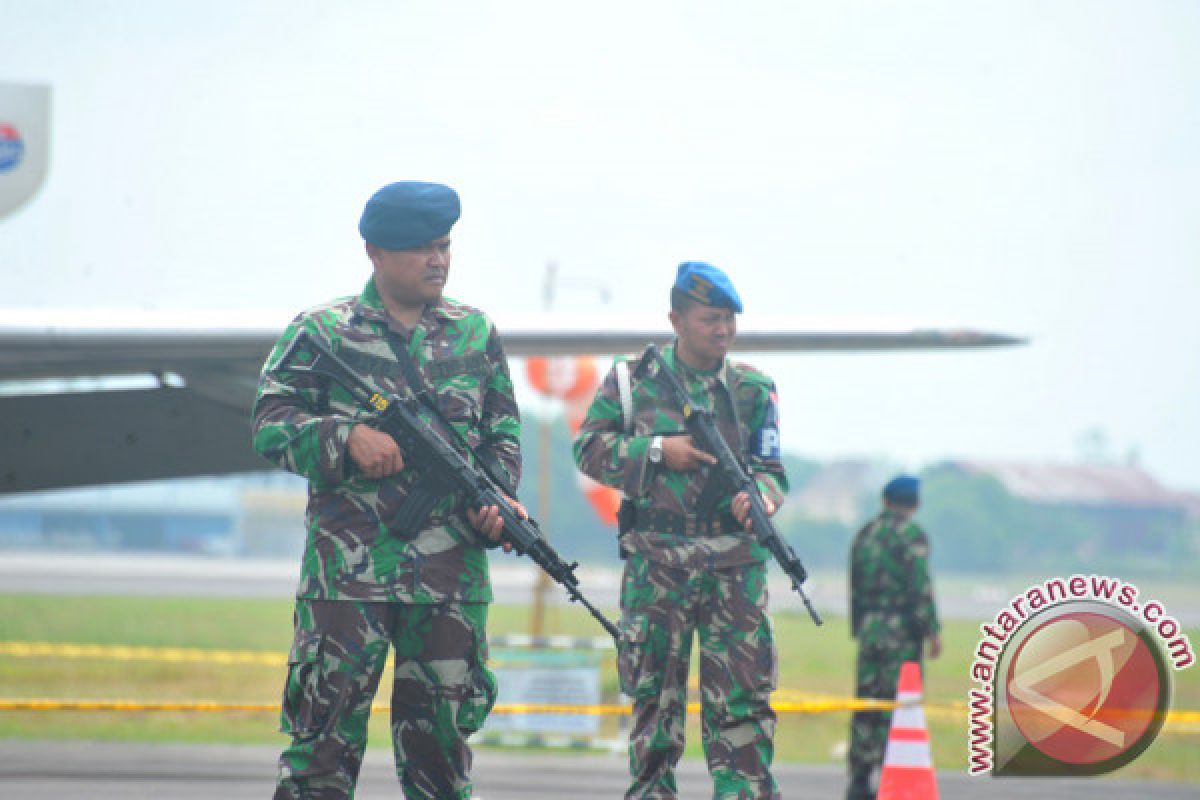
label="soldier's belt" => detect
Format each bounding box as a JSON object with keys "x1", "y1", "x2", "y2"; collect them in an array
[{"x1": 630, "y1": 508, "x2": 742, "y2": 537}]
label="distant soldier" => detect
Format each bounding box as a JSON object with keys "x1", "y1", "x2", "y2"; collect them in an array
[
  {"x1": 252, "y1": 181, "x2": 523, "y2": 800},
  {"x1": 574, "y1": 262, "x2": 788, "y2": 800},
  {"x1": 846, "y1": 475, "x2": 941, "y2": 800}
]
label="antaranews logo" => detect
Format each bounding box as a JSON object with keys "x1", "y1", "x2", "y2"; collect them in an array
[{"x1": 967, "y1": 575, "x2": 1194, "y2": 777}]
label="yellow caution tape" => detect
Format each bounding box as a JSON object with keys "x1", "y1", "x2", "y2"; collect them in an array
[
  {"x1": 0, "y1": 641, "x2": 284, "y2": 666},
  {"x1": 0, "y1": 699, "x2": 280, "y2": 712},
  {"x1": 0, "y1": 698, "x2": 888, "y2": 715},
  {"x1": 1, "y1": 698, "x2": 1198, "y2": 731},
  {"x1": 0, "y1": 642, "x2": 905, "y2": 712},
  {"x1": 2, "y1": 641, "x2": 1198, "y2": 732}
]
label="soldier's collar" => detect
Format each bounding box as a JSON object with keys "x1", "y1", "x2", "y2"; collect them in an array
[
  {"x1": 664, "y1": 342, "x2": 731, "y2": 387},
  {"x1": 353, "y1": 277, "x2": 388, "y2": 323},
  {"x1": 353, "y1": 278, "x2": 453, "y2": 327},
  {"x1": 882, "y1": 508, "x2": 914, "y2": 524}
]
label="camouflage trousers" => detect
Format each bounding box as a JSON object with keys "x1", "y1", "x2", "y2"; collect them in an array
[
  {"x1": 273, "y1": 598, "x2": 496, "y2": 800},
  {"x1": 847, "y1": 634, "x2": 922, "y2": 796},
  {"x1": 618, "y1": 553, "x2": 779, "y2": 800}
]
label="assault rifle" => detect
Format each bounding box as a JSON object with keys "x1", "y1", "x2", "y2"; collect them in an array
[
  {"x1": 278, "y1": 330, "x2": 619, "y2": 641},
  {"x1": 644, "y1": 344, "x2": 823, "y2": 626}
]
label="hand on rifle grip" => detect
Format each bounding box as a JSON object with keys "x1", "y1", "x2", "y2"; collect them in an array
[
  {"x1": 467, "y1": 495, "x2": 527, "y2": 552},
  {"x1": 348, "y1": 424, "x2": 405, "y2": 479}
]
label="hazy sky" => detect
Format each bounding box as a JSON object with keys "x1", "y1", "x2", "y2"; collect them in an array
[{"x1": 3, "y1": 1, "x2": 1198, "y2": 489}]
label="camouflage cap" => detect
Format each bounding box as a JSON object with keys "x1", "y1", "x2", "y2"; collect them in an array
[{"x1": 359, "y1": 181, "x2": 460, "y2": 250}]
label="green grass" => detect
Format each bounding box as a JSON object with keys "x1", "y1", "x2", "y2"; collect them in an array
[{"x1": 0, "y1": 593, "x2": 1197, "y2": 782}]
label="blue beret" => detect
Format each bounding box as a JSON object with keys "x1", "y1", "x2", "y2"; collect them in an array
[
  {"x1": 883, "y1": 475, "x2": 920, "y2": 505},
  {"x1": 359, "y1": 181, "x2": 460, "y2": 250},
  {"x1": 674, "y1": 261, "x2": 743, "y2": 313}
]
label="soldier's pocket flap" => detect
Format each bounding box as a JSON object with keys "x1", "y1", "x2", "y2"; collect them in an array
[
  {"x1": 287, "y1": 630, "x2": 323, "y2": 665},
  {"x1": 618, "y1": 613, "x2": 649, "y2": 649},
  {"x1": 616, "y1": 613, "x2": 654, "y2": 698},
  {"x1": 280, "y1": 631, "x2": 328, "y2": 737}
]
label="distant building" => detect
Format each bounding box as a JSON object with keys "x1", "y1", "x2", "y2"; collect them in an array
[{"x1": 948, "y1": 460, "x2": 1196, "y2": 556}]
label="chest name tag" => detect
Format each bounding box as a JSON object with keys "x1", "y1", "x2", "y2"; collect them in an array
[
  {"x1": 337, "y1": 349, "x2": 400, "y2": 379},
  {"x1": 427, "y1": 352, "x2": 488, "y2": 381}
]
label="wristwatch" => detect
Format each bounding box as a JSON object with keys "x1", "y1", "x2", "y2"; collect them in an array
[{"x1": 647, "y1": 435, "x2": 664, "y2": 465}]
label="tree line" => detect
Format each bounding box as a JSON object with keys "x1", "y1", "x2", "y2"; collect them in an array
[{"x1": 516, "y1": 419, "x2": 1199, "y2": 577}]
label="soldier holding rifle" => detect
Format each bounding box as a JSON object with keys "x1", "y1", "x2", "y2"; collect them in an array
[
  {"x1": 575, "y1": 262, "x2": 794, "y2": 800},
  {"x1": 252, "y1": 181, "x2": 523, "y2": 800}
]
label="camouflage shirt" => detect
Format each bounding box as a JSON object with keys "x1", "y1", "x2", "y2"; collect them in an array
[
  {"x1": 252, "y1": 278, "x2": 521, "y2": 604},
  {"x1": 573, "y1": 343, "x2": 787, "y2": 570},
  {"x1": 849, "y1": 510, "x2": 940, "y2": 642}
]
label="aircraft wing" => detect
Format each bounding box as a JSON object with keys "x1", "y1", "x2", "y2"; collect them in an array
[
  {"x1": 501, "y1": 323, "x2": 1025, "y2": 355},
  {"x1": 0, "y1": 310, "x2": 1025, "y2": 494}
]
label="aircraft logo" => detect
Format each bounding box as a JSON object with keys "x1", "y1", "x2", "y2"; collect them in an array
[
  {"x1": 0, "y1": 82, "x2": 51, "y2": 219},
  {"x1": 0, "y1": 123, "x2": 24, "y2": 173}
]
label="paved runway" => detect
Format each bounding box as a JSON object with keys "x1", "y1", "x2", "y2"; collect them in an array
[
  {"x1": 6, "y1": 551, "x2": 1200, "y2": 625},
  {"x1": 17, "y1": 551, "x2": 1198, "y2": 625},
  {"x1": 0, "y1": 740, "x2": 1194, "y2": 799},
  {"x1": 0, "y1": 552, "x2": 823, "y2": 615}
]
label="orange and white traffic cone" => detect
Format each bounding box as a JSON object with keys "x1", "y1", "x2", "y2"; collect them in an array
[{"x1": 877, "y1": 660, "x2": 938, "y2": 800}]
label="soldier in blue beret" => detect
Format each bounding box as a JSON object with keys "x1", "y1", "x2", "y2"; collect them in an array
[
  {"x1": 846, "y1": 475, "x2": 941, "y2": 799},
  {"x1": 576, "y1": 261, "x2": 790, "y2": 798},
  {"x1": 256, "y1": 180, "x2": 525, "y2": 800}
]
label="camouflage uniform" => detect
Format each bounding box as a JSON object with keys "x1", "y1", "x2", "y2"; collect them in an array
[
  {"x1": 846, "y1": 509, "x2": 939, "y2": 798},
  {"x1": 253, "y1": 277, "x2": 521, "y2": 799},
  {"x1": 574, "y1": 343, "x2": 787, "y2": 800}
]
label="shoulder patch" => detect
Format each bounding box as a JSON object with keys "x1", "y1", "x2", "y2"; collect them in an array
[{"x1": 748, "y1": 383, "x2": 781, "y2": 459}]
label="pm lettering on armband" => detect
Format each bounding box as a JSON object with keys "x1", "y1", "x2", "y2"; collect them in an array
[{"x1": 753, "y1": 426, "x2": 781, "y2": 459}]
